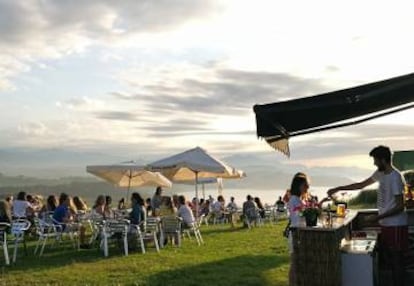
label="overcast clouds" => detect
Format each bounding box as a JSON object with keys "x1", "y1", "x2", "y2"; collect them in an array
[{"x1": 0, "y1": 0, "x2": 414, "y2": 174}]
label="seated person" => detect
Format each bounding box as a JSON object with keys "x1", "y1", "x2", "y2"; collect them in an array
[
  {"x1": 0, "y1": 200, "x2": 12, "y2": 223},
  {"x1": 53, "y1": 193, "x2": 74, "y2": 228},
  {"x1": 104, "y1": 195, "x2": 114, "y2": 219},
  {"x1": 177, "y1": 195, "x2": 195, "y2": 228},
  {"x1": 199, "y1": 200, "x2": 210, "y2": 216},
  {"x1": 159, "y1": 196, "x2": 177, "y2": 217},
  {"x1": 129, "y1": 192, "x2": 146, "y2": 226},
  {"x1": 211, "y1": 195, "x2": 225, "y2": 219},
  {"x1": 12, "y1": 191, "x2": 34, "y2": 219},
  {"x1": 275, "y1": 196, "x2": 286, "y2": 212},
  {"x1": 73, "y1": 196, "x2": 88, "y2": 213},
  {"x1": 91, "y1": 195, "x2": 106, "y2": 219},
  {"x1": 39, "y1": 195, "x2": 58, "y2": 220}
]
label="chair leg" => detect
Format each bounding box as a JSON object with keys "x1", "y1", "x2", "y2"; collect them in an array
[
  {"x1": 159, "y1": 231, "x2": 165, "y2": 248},
  {"x1": 3, "y1": 240, "x2": 9, "y2": 266},
  {"x1": 12, "y1": 239, "x2": 18, "y2": 264},
  {"x1": 34, "y1": 238, "x2": 40, "y2": 255},
  {"x1": 103, "y1": 234, "x2": 108, "y2": 257},
  {"x1": 123, "y1": 235, "x2": 128, "y2": 256},
  {"x1": 177, "y1": 233, "x2": 181, "y2": 247},
  {"x1": 23, "y1": 237, "x2": 28, "y2": 256},
  {"x1": 194, "y1": 230, "x2": 201, "y2": 246},
  {"x1": 153, "y1": 233, "x2": 160, "y2": 253},
  {"x1": 196, "y1": 230, "x2": 204, "y2": 244},
  {"x1": 40, "y1": 237, "x2": 48, "y2": 256},
  {"x1": 138, "y1": 235, "x2": 145, "y2": 254}
]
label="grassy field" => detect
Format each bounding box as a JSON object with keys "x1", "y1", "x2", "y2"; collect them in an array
[{"x1": 0, "y1": 221, "x2": 290, "y2": 286}]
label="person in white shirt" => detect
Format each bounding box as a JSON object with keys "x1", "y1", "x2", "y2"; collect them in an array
[
  {"x1": 12, "y1": 191, "x2": 34, "y2": 218},
  {"x1": 212, "y1": 195, "x2": 225, "y2": 217},
  {"x1": 227, "y1": 197, "x2": 238, "y2": 211},
  {"x1": 227, "y1": 197, "x2": 239, "y2": 228},
  {"x1": 177, "y1": 195, "x2": 195, "y2": 227},
  {"x1": 328, "y1": 145, "x2": 407, "y2": 286}
]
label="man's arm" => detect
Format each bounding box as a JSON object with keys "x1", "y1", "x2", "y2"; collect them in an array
[{"x1": 327, "y1": 177, "x2": 375, "y2": 197}]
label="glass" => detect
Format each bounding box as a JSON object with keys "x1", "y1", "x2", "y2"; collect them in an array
[{"x1": 336, "y1": 204, "x2": 346, "y2": 217}]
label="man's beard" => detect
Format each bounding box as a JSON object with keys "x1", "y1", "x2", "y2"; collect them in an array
[{"x1": 377, "y1": 164, "x2": 386, "y2": 172}]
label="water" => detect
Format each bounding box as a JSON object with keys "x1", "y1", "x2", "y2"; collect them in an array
[{"x1": 176, "y1": 186, "x2": 337, "y2": 207}]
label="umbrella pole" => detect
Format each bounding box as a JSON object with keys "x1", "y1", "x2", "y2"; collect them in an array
[
  {"x1": 202, "y1": 184, "x2": 205, "y2": 199},
  {"x1": 195, "y1": 171, "x2": 199, "y2": 219},
  {"x1": 126, "y1": 171, "x2": 132, "y2": 204}
]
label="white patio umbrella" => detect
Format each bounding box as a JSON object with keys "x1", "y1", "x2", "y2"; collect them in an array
[
  {"x1": 86, "y1": 161, "x2": 172, "y2": 200},
  {"x1": 147, "y1": 147, "x2": 245, "y2": 216},
  {"x1": 175, "y1": 177, "x2": 218, "y2": 199}
]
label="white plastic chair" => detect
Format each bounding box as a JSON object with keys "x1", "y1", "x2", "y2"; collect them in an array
[
  {"x1": 33, "y1": 218, "x2": 62, "y2": 256},
  {"x1": 140, "y1": 217, "x2": 160, "y2": 253},
  {"x1": 181, "y1": 219, "x2": 204, "y2": 246},
  {"x1": 50, "y1": 217, "x2": 80, "y2": 250},
  {"x1": 128, "y1": 223, "x2": 146, "y2": 254},
  {"x1": 101, "y1": 219, "x2": 129, "y2": 257},
  {"x1": 11, "y1": 219, "x2": 31, "y2": 263},
  {"x1": 161, "y1": 216, "x2": 181, "y2": 247},
  {"x1": 0, "y1": 223, "x2": 10, "y2": 265}
]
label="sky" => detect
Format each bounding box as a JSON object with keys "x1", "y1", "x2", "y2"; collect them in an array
[{"x1": 1, "y1": 0, "x2": 414, "y2": 174}]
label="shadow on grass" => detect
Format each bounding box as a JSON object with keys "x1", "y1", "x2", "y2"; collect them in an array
[
  {"x1": 0, "y1": 239, "x2": 136, "y2": 272},
  {"x1": 201, "y1": 223, "x2": 279, "y2": 235},
  {"x1": 146, "y1": 254, "x2": 288, "y2": 286}
]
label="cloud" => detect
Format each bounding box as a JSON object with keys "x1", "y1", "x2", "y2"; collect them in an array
[
  {"x1": 56, "y1": 97, "x2": 105, "y2": 111},
  {"x1": 17, "y1": 121, "x2": 49, "y2": 136},
  {"x1": 288, "y1": 123, "x2": 414, "y2": 161},
  {"x1": 0, "y1": 1, "x2": 219, "y2": 90},
  {"x1": 115, "y1": 67, "x2": 329, "y2": 115},
  {"x1": 94, "y1": 111, "x2": 138, "y2": 121}
]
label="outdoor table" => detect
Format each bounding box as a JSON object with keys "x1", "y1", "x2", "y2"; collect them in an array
[{"x1": 290, "y1": 210, "x2": 358, "y2": 286}]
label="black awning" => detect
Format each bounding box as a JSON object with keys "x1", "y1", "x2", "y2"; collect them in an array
[{"x1": 253, "y1": 73, "x2": 414, "y2": 156}]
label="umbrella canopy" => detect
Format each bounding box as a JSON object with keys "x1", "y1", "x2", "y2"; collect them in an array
[
  {"x1": 147, "y1": 147, "x2": 243, "y2": 180},
  {"x1": 86, "y1": 161, "x2": 172, "y2": 198},
  {"x1": 147, "y1": 147, "x2": 245, "y2": 216}
]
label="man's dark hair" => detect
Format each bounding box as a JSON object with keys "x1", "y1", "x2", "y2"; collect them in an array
[
  {"x1": 178, "y1": 195, "x2": 186, "y2": 205},
  {"x1": 369, "y1": 145, "x2": 392, "y2": 163},
  {"x1": 59, "y1": 193, "x2": 69, "y2": 205},
  {"x1": 17, "y1": 191, "x2": 26, "y2": 201}
]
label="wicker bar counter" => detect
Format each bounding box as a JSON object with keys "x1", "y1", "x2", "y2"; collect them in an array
[{"x1": 291, "y1": 211, "x2": 358, "y2": 286}]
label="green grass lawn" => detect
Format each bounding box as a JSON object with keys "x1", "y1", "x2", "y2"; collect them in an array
[{"x1": 0, "y1": 222, "x2": 290, "y2": 286}]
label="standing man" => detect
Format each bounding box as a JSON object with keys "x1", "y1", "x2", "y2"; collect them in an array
[{"x1": 328, "y1": 145, "x2": 408, "y2": 286}]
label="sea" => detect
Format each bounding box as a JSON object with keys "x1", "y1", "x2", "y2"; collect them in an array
[{"x1": 171, "y1": 186, "x2": 358, "y2": 206}]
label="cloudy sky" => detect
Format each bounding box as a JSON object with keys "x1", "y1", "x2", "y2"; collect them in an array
[{"x1": 1, "y1": 0, "x2": 414, "y2": 173}]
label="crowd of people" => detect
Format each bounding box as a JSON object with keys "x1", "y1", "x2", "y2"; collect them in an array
[
  {"x1": 0, "y1": 185, "x2": 286, "y2": 239},
  {"x1": 0, "y1": 145, "x2": 408, "y2": 285}
]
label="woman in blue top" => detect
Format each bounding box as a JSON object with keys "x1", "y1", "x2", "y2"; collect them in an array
[{"x1": 129, "y1": 192, "x2": 146, "y2": 226}]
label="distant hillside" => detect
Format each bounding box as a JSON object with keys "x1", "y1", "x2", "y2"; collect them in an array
[
  {"x1": 0, "y1": 148, "x2": 372, "y2": 203},
  {"x1": 0, "y1": 179, "x2": 158, "y2": 205}
]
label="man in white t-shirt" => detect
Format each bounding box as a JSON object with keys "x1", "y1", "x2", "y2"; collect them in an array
[
  {"x1": 177, "y1": 195, "x2": 195, "y2": 227},
  {"x1": 328, "y1": 145, "x2": 407, "y2": 286},
  {"x1": 12, "y1": 191, "x2": 34, "y2": 218}
]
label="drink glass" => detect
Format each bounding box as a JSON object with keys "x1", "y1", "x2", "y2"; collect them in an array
[{"x1": 336, "y1": 204, "x2": 346, "y2": 217}]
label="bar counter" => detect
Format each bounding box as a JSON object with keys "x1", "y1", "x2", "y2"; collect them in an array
[{"x1": 291, "y1": 210, "x2": 365, "y2": 286}]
